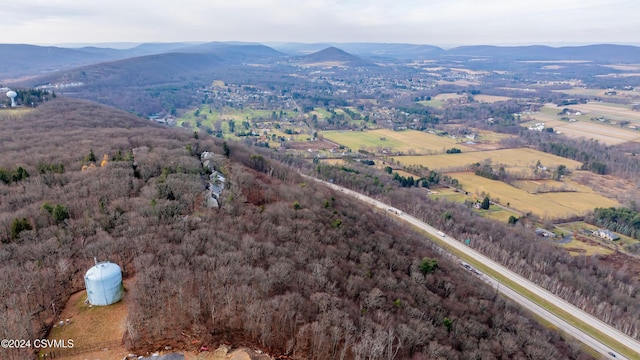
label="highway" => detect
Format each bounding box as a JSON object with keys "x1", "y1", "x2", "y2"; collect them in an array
[{"x1": 311, "y1": 177, "x2": 640, "y2": 360}]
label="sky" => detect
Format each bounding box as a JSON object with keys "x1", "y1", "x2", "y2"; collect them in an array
[{"x1": 2, "y1": 0, "x2": 639, "y2": 47}]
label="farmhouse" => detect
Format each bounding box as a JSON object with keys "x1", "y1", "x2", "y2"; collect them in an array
[
  {"x1": 528, "y1": 122, "x2": 545, "y2": 131},
  {"x1": 594, "y1": 229, "x2": 620, "y2": 241}
]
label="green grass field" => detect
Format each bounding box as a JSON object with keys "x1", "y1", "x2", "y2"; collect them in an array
[{"x1": 417, "y1": 99, "x2": 444, "y2": 108}]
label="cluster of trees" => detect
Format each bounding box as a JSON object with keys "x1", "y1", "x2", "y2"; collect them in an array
[
  {"x1": 391, "y1": 171, "x2": 442, "y2": 189},
  {"x1": 472, "y1": 163, "x2": 503, "y2": 181},
  {"x1": 2, "y1": 88, "x2": 53, "y2": 107},
  {"x1": 587, "y1": 207, "x2": 640, "y2": 240},
  {"x1": 0, "y1": 166, "x2": 29, "y2": 184},
  {"x1": 0, "y1": 98, "x2": 590, "y2": 359}
]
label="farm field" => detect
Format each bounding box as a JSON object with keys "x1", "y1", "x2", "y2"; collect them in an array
[
  {"x1": 571, "y1": 102, "x2": 640, "y2": 122},
  {"x1": 553, "y1": 87, "x2": 640, "y2": 100},
  {"x1": 474, "y1": 94, "x2": 512, "y2": 103},
  {"x1": 436, "y1": 79, "x2": 481, "y2": 87},
  {"x1": 474, "y1": 129, "x2": 514, "y2": 142},
  {"x1": 320, "y1": 158, "x2": 345, "y2": 166},
  {"x1": 418, "y1": 93, "x2": 468, "y2": 108},
  {"x1": 434, "y1": 93, "x2": 467, "y2": 101},
  {"x1": 552, "y1": 88, "x2": 607, "y2": 97},
  {"x1": 395, "y1": 148, "x2": 582, "y2": 172},
  {"x1": 448, "y1": 172, "x2": 619, "y2": 219},
  {"x1": 512, "y1": 177, "x2": 602, "y2": 194},
  {"x1": 429, "y1": 188, "x2": 521, "y2": 222},
  {"x1": 480, "y1": 206, "x2": 521, "y2": 222},
  {"x1": 556, "y1": 121, "x2": 640, "y2": 144},
  {"x1": 418, "y1": 99, "x2": 444, "y2": 108},
  {"x1": 321, "y1": 129, "x2": 473, "y2": 154},
  {"x1": 523, "y1": 120, "x2": 640, "y2": 145},
  {"x1": 524, "y1": 104, "x2": 640, "y2": 145},
  {"x1": 602, "y1": 64, "x2": 640, "y2": 71},
  {"x1": 429, "y1": 187, "x2": 469, "y2": 203},
  {"x1": 512, "y1": 179, "x2": 572, "y2": 193}
]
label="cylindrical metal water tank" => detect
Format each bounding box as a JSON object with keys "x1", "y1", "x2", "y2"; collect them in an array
[{"x1": 84, "y1": 262, "x2": 123, "y2": 306}]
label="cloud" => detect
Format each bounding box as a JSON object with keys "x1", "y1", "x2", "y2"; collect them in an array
[{"x1": 1, "y1": 0, "x2": 639, "y2": 45}]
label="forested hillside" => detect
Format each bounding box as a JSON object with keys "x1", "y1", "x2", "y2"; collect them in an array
[
  {"x1": 307, "y1": 160, "x2": 640, "y2": 342},
  {"x1": 0, "y1": 98, "x2": 589, "y2": 359}
]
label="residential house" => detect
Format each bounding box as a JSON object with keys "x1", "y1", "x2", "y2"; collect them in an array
[
  {"x1": 535, "y1": 228, "x2": 556, "y2": 238},
  {"x1": 594, "y1": 229, "x2": 620, "y2": 241}
]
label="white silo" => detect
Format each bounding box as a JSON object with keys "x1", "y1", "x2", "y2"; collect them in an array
[{"x1": 84, "y1": 262, "x2": 123, "y2": 306}]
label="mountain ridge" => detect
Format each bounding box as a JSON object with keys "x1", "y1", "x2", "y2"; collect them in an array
[{"x1": 299, "y1": 46, "x2": 372, "y2": 66}]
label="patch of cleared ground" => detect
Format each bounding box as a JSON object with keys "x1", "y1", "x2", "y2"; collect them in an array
[
  {"x1": 561, "y1": 238, "x2": 615, "y2": 256},
  {"x1": 320, "y1": 158, "x2": 345, "y2": 166},
  {"x1": 0, "y1": 107, "x2": 35, "y2": 118},
  {"x1": 571, "y1": 171, "x2": 639, "y2": 205},
  {"x1": 479, "y1": 205, "x2": 521, "y2": 222},
  {"x1": 190, "y1": 345, "x2": 273, "y2": 360},
  {"x1": 430, "y1": 187, "x2": 469, "y2": 203},
  {"x1": 43, "y1": 279, "x2": 132, "y2": 360}
]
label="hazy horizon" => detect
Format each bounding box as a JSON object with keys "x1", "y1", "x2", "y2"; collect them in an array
[{"x1": 14, "y1": 40, "x2": 640, "y2": 51}]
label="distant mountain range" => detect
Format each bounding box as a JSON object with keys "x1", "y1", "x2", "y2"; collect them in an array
[
  {"x1": 445, "y1": 44, "x2": 640, "y2": 62},
  {"x1": 3, "y1": 41, "x2": 640, "y2": 83},
  {"x1": 270, "y1": 42, "x2": 445, "y2": 59}
]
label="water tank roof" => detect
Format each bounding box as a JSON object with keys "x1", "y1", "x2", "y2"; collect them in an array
[
  {"x1": 85, "y1": 261, "x2": 121, "y2": 280},
  {"x1": 84, "y1": 262, "x2": 123, "y2": 306}
]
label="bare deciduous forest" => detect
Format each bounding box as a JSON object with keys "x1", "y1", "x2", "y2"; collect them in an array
[{"x1": 0, "y1": 98, "x2": 592, "y2": 359}]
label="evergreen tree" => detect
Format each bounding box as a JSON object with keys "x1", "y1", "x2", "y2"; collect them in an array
[{"x1": 481, "y1": 196, "x2": 491, "y2": 210}]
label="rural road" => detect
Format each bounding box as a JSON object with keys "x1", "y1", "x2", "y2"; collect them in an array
[{"x1": 309, "y1": 176, "x2": 640, "y2": 360}]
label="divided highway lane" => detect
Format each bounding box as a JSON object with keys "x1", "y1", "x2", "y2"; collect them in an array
[{"x1": 311, "y1": 177, "x2": 640, "y2": 359}]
